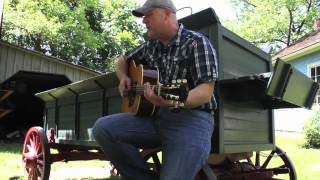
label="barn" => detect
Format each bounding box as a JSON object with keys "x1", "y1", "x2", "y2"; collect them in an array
[{"x1": 0, "y1": 40, "x2": 101, "y2": 140}]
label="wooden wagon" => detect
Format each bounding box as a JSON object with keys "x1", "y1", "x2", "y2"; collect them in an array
[{"x1": 21, "y1": 8, "x2": 318, "y2": 180}]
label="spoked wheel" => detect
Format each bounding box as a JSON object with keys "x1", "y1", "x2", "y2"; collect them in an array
[
  {"x1": 245, "y1": 146, "x2": 297, "y2": 180},
  {"x1": 22, "y1": 127, "x2": 51, "y2": 180},
  {"x1": 141, "y1": 148, "x2": 162, "y2": 174}
]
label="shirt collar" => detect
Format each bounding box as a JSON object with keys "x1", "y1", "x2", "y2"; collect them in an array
[
  {"x1": 168, "y1": 24, "x2": 185, "y2": 47},
  {"x1": 153, "y1": 24, "x2": 185, "y2": 48}
]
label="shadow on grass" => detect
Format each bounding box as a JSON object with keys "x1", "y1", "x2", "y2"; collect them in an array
[{"x1": 0, "y1": 142, "x2": 23, "y2": 153}]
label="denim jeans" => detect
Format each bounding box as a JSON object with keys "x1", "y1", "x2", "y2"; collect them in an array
[{"x1": 92, "y1": 107, "x2": 214, "y2": 180}]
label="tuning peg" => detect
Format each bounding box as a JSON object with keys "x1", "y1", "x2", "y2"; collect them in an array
[
  {"x1": 168, "y1": 95, "x2": 179, "y2": 100},
  {"x1": 171, "y1": 80, "x2": 177, "y2": 84},
  {"x1": 182, "y1": 79, "x2": 187, "y2": 84},
  {"x1": 177, "y1": 79, "x2": 182, "y2": 84},
  {"x1": 179, "y1": 103, "x2": 185, "y2": 107}
]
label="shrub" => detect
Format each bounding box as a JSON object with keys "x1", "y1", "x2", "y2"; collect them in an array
[{"x1": 303, "y1": 111, "x2": 320, "y2": 149}]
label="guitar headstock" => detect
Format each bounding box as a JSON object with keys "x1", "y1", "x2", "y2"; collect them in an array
[{"x1": 160, "y1": 79, "x2": 189, "y2": 108}]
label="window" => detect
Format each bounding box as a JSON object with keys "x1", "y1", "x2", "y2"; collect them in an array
[{"x1": 309, "y1": 65, "x2": 320, "y2": 104}]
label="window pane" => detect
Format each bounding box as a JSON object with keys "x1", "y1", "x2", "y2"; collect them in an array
[
  {"x1": 311, "y1": 67, "x2": 315, "y2": 77},
  {"x1": 317, "y1": 66, "x2": 320, "y2": 76}
]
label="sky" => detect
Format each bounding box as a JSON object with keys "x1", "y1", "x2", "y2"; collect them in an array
[{"x1": 137, "y1": 0, "x2": 236, "y2": 21}]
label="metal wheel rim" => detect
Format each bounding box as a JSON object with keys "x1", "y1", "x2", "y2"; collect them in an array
[{"x1": 22, "y1": 127, "x2": 51, "y2": 180}]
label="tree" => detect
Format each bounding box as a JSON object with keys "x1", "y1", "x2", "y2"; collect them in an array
[
  {"x1": 1, "y1": 0, "x2": 144, "y2": 72},
  {"x1": 225, "y1": 0, "x2": 320, "y2": 53}
]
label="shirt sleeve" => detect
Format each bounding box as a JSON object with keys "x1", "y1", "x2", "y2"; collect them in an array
[
  {"x1": 189, "y1": 36, "x2": 218, "y2": 85},
  {"x1": 124, "y1": 42, "x2": 147, "y2": 65}
]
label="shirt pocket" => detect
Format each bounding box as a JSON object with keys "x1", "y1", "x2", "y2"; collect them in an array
[{"x1": 169, "y1": 56, "x2": 188, "y2": 81}]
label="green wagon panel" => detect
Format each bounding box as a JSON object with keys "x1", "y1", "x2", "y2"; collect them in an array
[
  {"x1": 57, "y1": 96, "x2": 76, "y2": 140},
  {"x1": 79, "y1": 90, "x2": 104, "y2": 141},
  {"x1": 222, "y1": 101, "x2": 271, "y2": 152},
  {"x1": 105, "y1": 87, "x2": 121, "y2": 115},
  {"x1": 221, "y1": 29, "x2": 270, "y2": 79},
  {"x1": 45, "y1": 101, "x2": 56, "y2": 130},
  {"x1": 180, "y1": 8, "x2": 273, "y2": 153}
]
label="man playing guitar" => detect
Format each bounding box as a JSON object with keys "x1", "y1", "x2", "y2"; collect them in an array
[{"x1": 93, "y1": 0, "x2": 218, "y2": 179}]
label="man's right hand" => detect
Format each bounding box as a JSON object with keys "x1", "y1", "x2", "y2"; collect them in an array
[{"x1": 119, "y1": 76, "x2": 131, "y2": 97}]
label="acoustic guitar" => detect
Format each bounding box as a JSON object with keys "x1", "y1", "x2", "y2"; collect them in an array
[{"x1": 122, "y1": 61, "x2": 188, "y2": 116}]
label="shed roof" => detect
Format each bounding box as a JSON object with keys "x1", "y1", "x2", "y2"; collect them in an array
[
  {"x1": 272, "y1": 29, "x2": 320, "y2": 61},
  {"x1": 0, "y1": 40, "x2": 101, "y2": 75}
]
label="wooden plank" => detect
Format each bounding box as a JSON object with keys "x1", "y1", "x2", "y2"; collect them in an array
[
  {"x1": 6, "y1": 48, "x2": 16, "y2": 79},
  {"x1": 31, "y1": 55, "x2": 41, "y2": 72},
  {"x1": 73, "y1": 70, "x2": 81, "y2": 82},
  {"x1": 58, "y1": 105, "x2": 76, "y2": 130},
  {"x1": 23, "y1": 53, "x2": 32, "y2": 71},
  {"x1": 80, "y1": 71, "x2": 89, "y2": 80},
  {"x1": 49, "y1": 61, "x2": 57, "y2": 74},
  {"x1": 223, "y1": 144, "x2": 274, "y2": 154},
  {"x1": 224, "y1": 118, "x2": 268, "y2": 132},
  {"x1": 0, "y1": 90, "x2": 13, "y2": 101},
  {"x1": 57, "y1": 129, "x2": 76, "y2": 140},
  {"x1": 0, "y1": 108, "x2": 12, "y2": 120},
  {"x1": 0, "y1": 45, "x2": 8, "y2": 82},
  {"x1": 224, "y1": 129, "x2": 269, "y2": 142},
  {"x1": 57, "y1": 64, "x2": 66, "y2": 75},
  {"x1": 107, "y1": 96, "x2": 122, "y2": 114},
  {"x1": 79, "y1": 99, "x2": 103, "y2": 140},
  {"x1": 13, "y1": 51, "x2": 24, "y2": 73},
  {"x1": 65, "y1": 67, "x2": 74, "y2": 82},
  {"x1": 223, "y1": 102, "x2": 269, "y2": 123},
  {"x1": 40, "y1": 58, "x2": 50, "y2": 73}
]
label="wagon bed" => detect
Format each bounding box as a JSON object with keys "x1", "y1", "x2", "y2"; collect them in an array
[{"x1": 21, "y1": 8, "x2": 318, "y2": 180}]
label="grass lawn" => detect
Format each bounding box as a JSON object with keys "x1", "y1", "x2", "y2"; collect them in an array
[
  {"x1": 274, "y1": 134, "x2": 320, "y2": 180},
  {"x1": 0, "y1": 134, "x2": 319, "y2": 179}
]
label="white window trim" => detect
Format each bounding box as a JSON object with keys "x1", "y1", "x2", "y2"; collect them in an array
[{"x1": 307, "y1": 62, "x2": 320, "y2": 78}]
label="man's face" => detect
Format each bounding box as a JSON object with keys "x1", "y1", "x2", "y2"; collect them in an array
[{"x1": 142, "y1": 8, "x2": 166, "y2": 39}]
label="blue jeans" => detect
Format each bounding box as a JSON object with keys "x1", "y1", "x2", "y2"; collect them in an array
[{"x1": 92, "y1": 107, "x2": 214, "y2": 180}]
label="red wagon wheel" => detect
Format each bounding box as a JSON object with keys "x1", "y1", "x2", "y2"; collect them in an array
[
  {"x1": 245, "y1": 146, "x2": 297, "y2": 180},
  {"x1": 22, "y1": 127, "x2": 51, "y2": 180}
]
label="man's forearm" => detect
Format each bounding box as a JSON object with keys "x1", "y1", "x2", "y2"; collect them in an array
[
  {"x1": 183, "y1": 81, "x2": 215, "y2": 109},
  {"x1": 116, "y1": 56, "x2": 129, "y2": 80}
]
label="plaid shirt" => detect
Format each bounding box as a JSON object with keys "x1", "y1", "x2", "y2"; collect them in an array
[{"x1": 125, "y1": 24, "x2": 218, "y2": 111}]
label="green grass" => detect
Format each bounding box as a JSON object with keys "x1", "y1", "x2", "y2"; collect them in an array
[
  {"x1": 0, "y1": 142, "x2": 117, "y2": 180},
  {"x1": 274, "y1": 135, "x2": 320, "y2": 180},
  {"x1": 1, "y1": 134, "x2": 319, "y2": 179}
]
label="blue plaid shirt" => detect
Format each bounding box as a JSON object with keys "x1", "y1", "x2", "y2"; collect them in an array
[{"x1": 125, "y1": 24, "x2": 218, "y2": 111}]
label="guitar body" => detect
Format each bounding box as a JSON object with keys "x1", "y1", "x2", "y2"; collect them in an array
[{"x1": 122, "y1": 61, "x2": 159, "y2": 116}]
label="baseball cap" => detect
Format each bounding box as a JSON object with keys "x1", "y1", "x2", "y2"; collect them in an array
[{"x1": 132, "y1": 0, "x2": 177, "y2": 17}]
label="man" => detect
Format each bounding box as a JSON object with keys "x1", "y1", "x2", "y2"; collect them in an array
[{"x1": 92, "y1": 0, "x2": 218, "y2": 179}]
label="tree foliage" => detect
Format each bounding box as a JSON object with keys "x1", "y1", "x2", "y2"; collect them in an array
[
  {"x1": 2, "y1": 0, "x2": 144, "y2": 72},
  {"x1": 225, "y1": 0, "x2": 320, "y2": 53}
]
